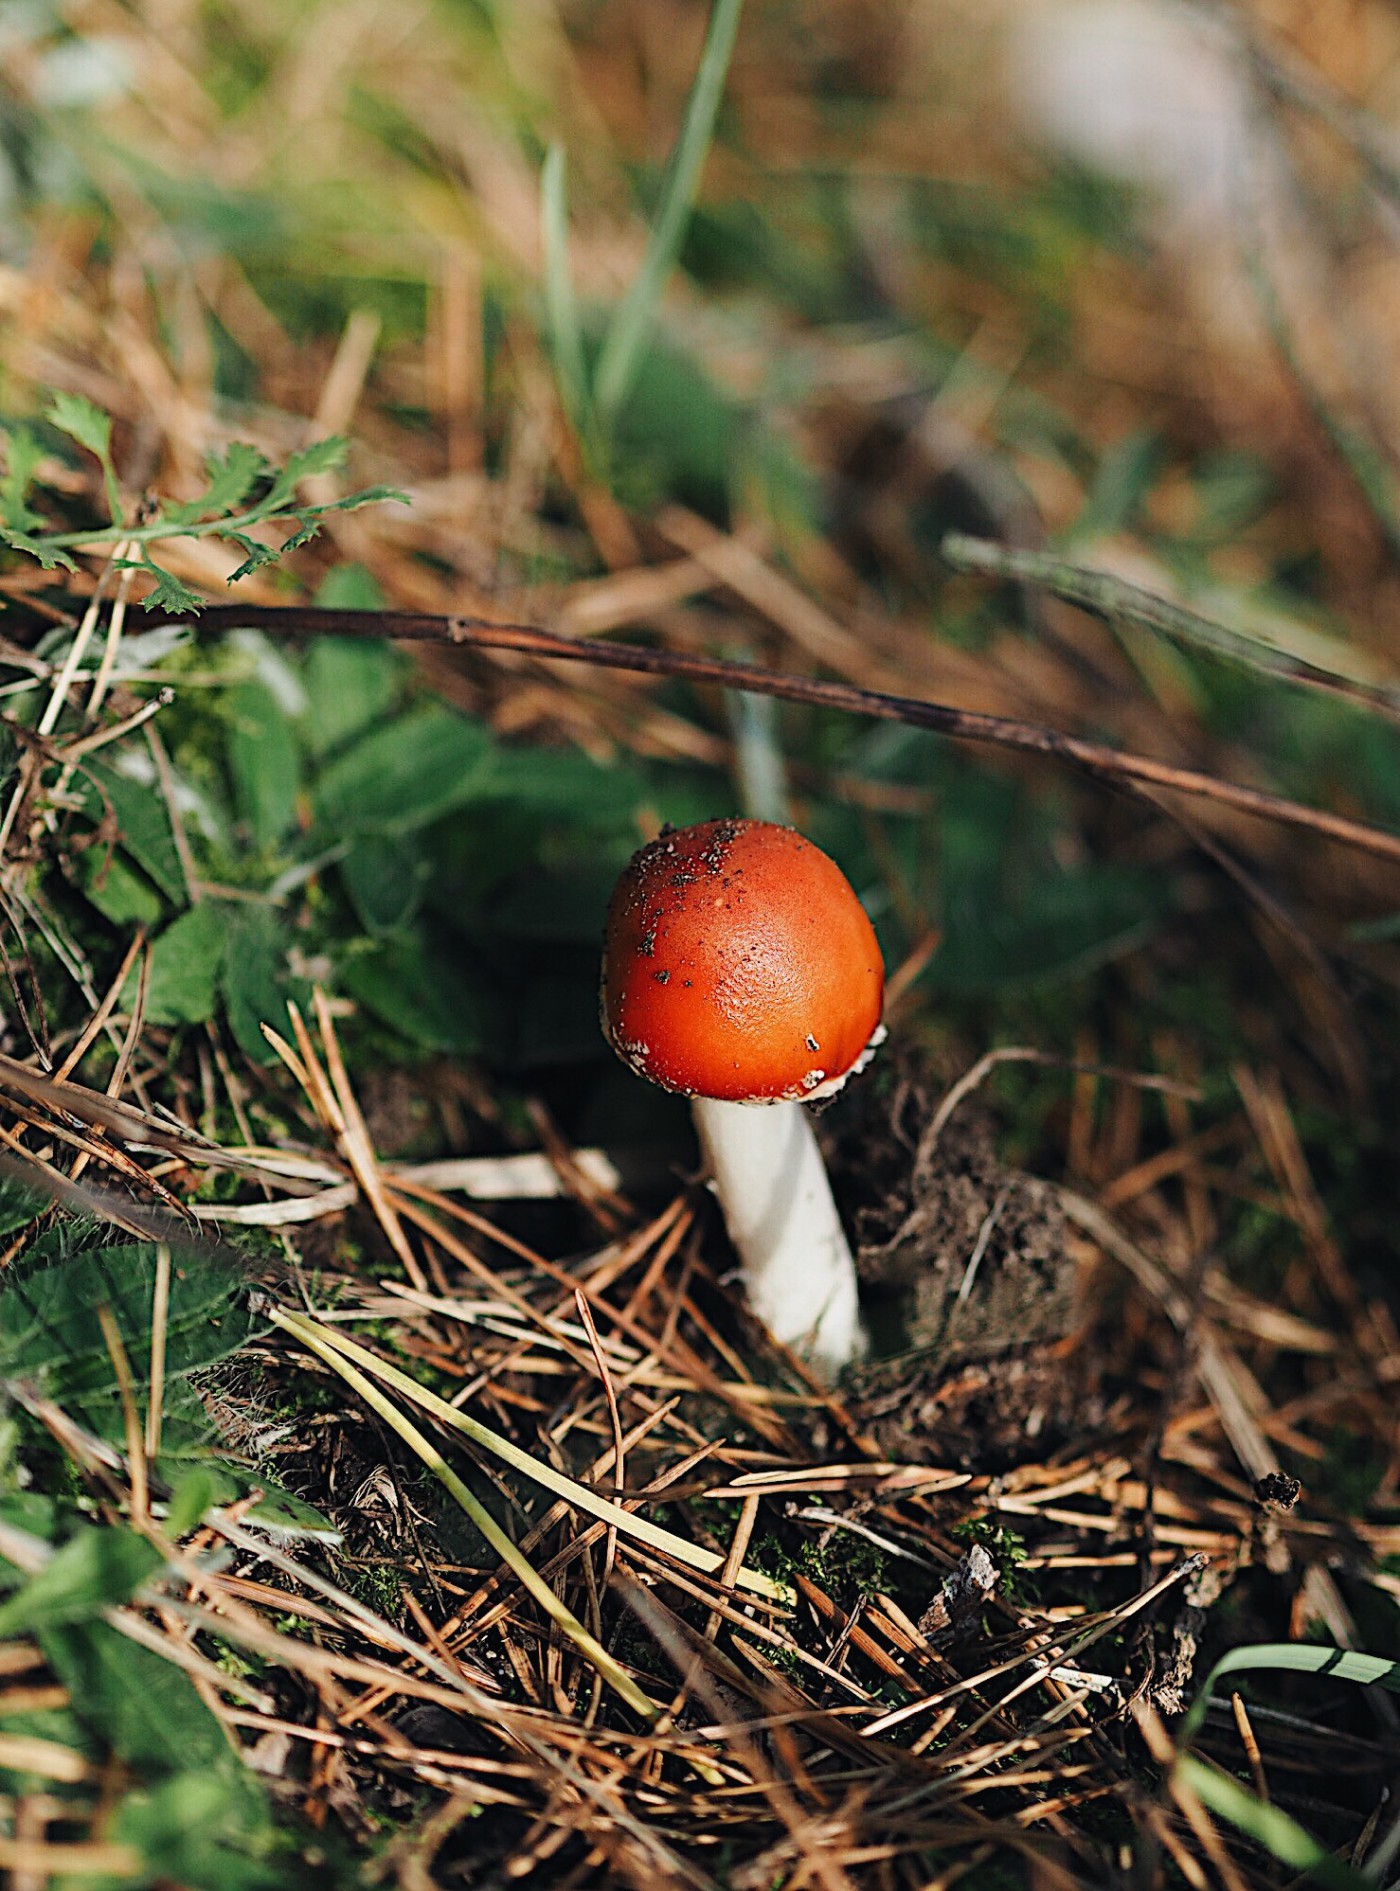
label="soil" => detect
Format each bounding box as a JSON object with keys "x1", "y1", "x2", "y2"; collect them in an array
[{"x1": 825, "y1": 1053, "x2": 1104, "y2": 1468}]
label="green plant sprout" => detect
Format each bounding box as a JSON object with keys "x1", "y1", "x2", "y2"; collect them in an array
[
  {"x1": 1172, "y1": 1640, "x2": 1400, "y2": 1888},
  {"x1": 540, "y1": 0, "x2": 745, "y2": 474},
  {"x1": 0, "y1": 391, "x2": 406, "y2": 611}
]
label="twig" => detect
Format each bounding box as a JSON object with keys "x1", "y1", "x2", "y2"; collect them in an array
[{"x1": 168, "y1": 603, "x2": 1400, "y2": 866}]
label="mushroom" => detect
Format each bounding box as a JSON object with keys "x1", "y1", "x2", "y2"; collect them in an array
[{"x1": 601, "y1": 817, "x2": 884, "y2": 1375}]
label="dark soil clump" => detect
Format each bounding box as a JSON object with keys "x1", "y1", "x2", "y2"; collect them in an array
[{"x1": 827, "y1": 1055, "x2": 1102, "y2": 1467}]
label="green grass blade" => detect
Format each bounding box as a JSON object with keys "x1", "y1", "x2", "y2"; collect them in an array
[
  {"x1": 278, "y1": 1308, "x2": 657, "y2": 1719},
  {"x1": 540, "y1": 143, "x2": 593, "y2": 445},
  {"x1": 591, "y1": 0, "x2": 745, "y2": 427},
  {"x1": 1181, "y1": 1641, "x2": 1400, "y2": 1746},
  {"x1": 1179, "y1": 1757, "x2": 1371, "y2": 1889},
  {"x1": 271, "y1": 1307, "x2": 789, "y2": 1601}
]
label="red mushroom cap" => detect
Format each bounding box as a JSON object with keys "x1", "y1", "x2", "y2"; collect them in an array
[{"x1": 601, "y1": 818, "x2": 885, "y2": 1103}]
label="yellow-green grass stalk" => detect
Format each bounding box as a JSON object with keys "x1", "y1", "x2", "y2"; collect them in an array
[
  {"x1": 273, "y1": 1306, "x2": 656, "y2": 1720},
  {"x1": 272, "y1": 1306, "x2": 789, "y2": 1603}
]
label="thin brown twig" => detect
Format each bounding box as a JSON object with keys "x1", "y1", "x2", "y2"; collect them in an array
[{"x1": 173, "y1": 604, "x2": 1400, "y2": 867}]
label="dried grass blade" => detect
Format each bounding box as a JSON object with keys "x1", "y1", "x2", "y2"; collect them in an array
[{"x1": 309, "y1": 990, "x2": 427, "y2": 1290}]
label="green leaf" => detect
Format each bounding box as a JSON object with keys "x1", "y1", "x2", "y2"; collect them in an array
[
  {"x1": 340, "y1": 934, "x2": 482, "y2": 1053},
  {"x1": 1178, "y1": 1757, "x2": 1370, "y2": 1890},
  {"x1": 150, "y1": 438, "x2": 268, "y2": 529},
  {"x1": 312, "y1": 702, "x2": 494, "y2": 834},
  {"x1": 928, "y1": 772, "x2": 1167, "y2": 993},
  {"x1": 1069, "y1": 428, "x2": 1164, "y2": 544},
  {"x1": 278, "y1": 517, "x2": 321, "y2": 554},
  {"x1": 239, "y1": 1482, "x2": 340, "y2": 1543},
  {"x1": 1, "y1": 527, "x2": 78, "y2": 571},
  {"x1": 219, "y1": 905, "x2": 288, "y2": 1065},
  {"x1": 46, "y1": 391, "x2": 122, "y2": 524},
  {"x1": 76, "y1": 762, "x2": 186, "y2": 904},
  {"x1": 194, "y1": 440, "x2": 268, "y2": 518},
  {"x1": 340, "y1": 833, "x2": 429, "y2": 935},
  {"x1": 226, "y1": 680, "x2": 301, "y2": 849},
  {"x1": 135, "y1": 559, "x2": 205, "y2": 615},
  {"x1": 0, "y1": 1174, "x2": 46, "y2": 1240},
  {"x1": 313, "y1": 562, "x2": 384, "y2": 612},
  {"x1": 46, "y1": 391, "x2": 113, "y2": 464},
  {"x1": 103, "y1": 1769, "x2": 286, "y2": 1891},
  {"x1": 541, "y1": 144, "x2": 593, "y2": 445},
  {"x1": 0, "y1": 1241, "x2": 258, "y2": 1441},
  {"x1": 1181, "y1": 1640, "x2": 1400, "y2": 1746},
  {"x1": 0, "y1": 425, "x2": 45, "y2": 533},
  {"x1": 488, "y1": 863, "x2": 617, "y2": 944},
  {"x1": 164, "y1": 1468, "x2": 219, "y2": 1540},
  {"x1": 605, "y1": 332, "x2": 738, "y2": 516},
  {"x1": 41, "y1": 1621, "x2": 247, "y2": 1781},
  {"x1": 0, "y1": 1526, "x2": 162, "y2": 1637},
  {"x1": 134, "y1": 903, "x2": 227, "y2": 1025},
  {"x1": 222, "y1": 533, "x2": 281, "y2": 585},
  {"x1": 475, "y1": 742, "x2": 643, "y2": 815},
  {"x1": 301, "y1": 634, "x2": 402, "y2": 754},
  {"x1": 932, "y1": 861, "x2": 1163, "y2": 993},
  {"x1": 317, "y1": 480, "x2": 408, "y2": 514},
  {"x1": 592, "y1": 0, "x2": 746, "y2": 427},
  {"x1": 75, "y1": 847, "x2": 166, "y2": 929},
  {"x1": 262, "y1": 436, "x2": 347, "y2": 509}
]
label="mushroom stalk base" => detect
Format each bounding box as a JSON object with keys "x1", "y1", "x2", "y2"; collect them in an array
[{"x1": 691, "y1": 1096, "x2": 866, "y2": 1377}]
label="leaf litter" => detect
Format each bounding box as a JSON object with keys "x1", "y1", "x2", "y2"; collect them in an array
[{"x1": 0, "y1": 4, "x2": 1399, "y2": 1887}]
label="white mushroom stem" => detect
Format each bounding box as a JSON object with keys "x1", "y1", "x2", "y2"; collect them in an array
[{"x1": 691, "y1": 1096, "x2": 866, "y2": 1377}]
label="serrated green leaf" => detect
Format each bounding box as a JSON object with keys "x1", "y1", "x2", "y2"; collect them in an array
[
  {"x1": 0, "y1": 1240, "x2": 259, "y2": 1444},
  {"x1": 137, "y1": 560, "x2": 205, "y2": 616},
  {"x1": 1, "y1": 528, "x2": 78, "y2": 571},
  {"x1": 133, "y1": 903, "x2": 227, "y2": 1025},
  {"x1": 263, "y1": 436, "x2": 347, "y2": 508},
  {"x1": 46, "y1": 391, "x2": 113, "y2": 464},
  {"x1": 151, "y1": 443, "x2": 268, "y2": 532},
  {"x1": 196, "y1": 440, "x2": 268, "y2": 517},
  {"x1": 312, "y1": 702, "x2": 494, "y2": 834},
  {"x1": 223, "y1": 534, "x2": 280, "y2": 584},
  {"x1": 0, "y1": 1526, "x2": 162, "y2": 1637},
  {"x1": 279, "y1": 517, "x2": 321, "y2": 553},
  {"x1": 226, "y1": 680, "x2": 300, "y2": 849},
  {"x1": 46, "y1": 391, "x2": 122, "y2": 523},
  {"x1": 0, "y1": 425, "x2": 45, "y2": 533}
]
